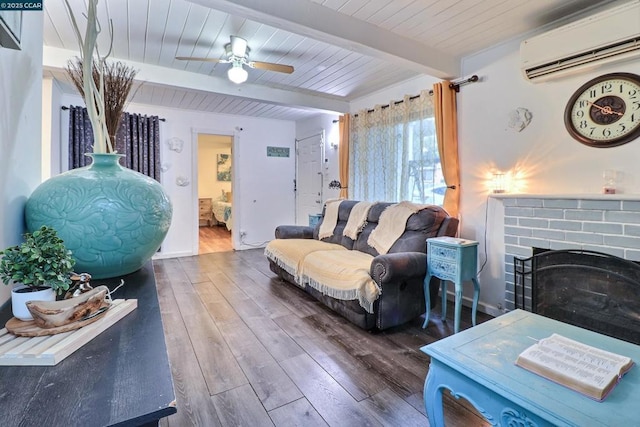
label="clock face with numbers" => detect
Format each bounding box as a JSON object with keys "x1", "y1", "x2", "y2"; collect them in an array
[{"x1": 564, "y1": 73, "x2": 640, "y2": 148}]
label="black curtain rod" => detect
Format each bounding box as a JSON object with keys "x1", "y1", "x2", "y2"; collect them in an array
[
  {"x1": 332, "y1": 75, "x2": 479, "y2": 122},
  {"x1": 61, "y1": 105, "x2": 166, "y2": 122},
  {"x1": 446, "y1": 74, "x2": 479, "y2": 93}
]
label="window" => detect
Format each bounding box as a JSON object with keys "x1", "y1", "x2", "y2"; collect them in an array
[{"x1": 349, "y1": 91, "x2": 444, "y2": 204}]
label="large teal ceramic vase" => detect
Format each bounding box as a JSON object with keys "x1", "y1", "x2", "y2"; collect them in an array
[{"x1": 25, "y1": 153, "x2": 172, "y2": 279}]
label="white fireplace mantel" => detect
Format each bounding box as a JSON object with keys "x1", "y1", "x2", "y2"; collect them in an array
[{"x1": 491, "y1": 193, "x2": 640, "y2": 201}]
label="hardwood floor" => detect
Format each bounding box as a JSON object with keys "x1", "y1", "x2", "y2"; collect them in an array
[
  {"x1": 199, "y1": 225, "x2": 232, "y2": 254},
  {"x1": 154, "y1": 249, "x2": 493, "y2": 426}
]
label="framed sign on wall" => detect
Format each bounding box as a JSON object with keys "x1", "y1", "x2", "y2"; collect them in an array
[{"x1": 0, "y1": 11, "x2": 21, "y2": 50}]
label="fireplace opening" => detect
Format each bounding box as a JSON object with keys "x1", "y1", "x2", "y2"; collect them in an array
[{"x1": 514, "y1": 249, "x2": 640, "y2": 345}]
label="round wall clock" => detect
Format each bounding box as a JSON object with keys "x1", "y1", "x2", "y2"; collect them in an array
[{"x1": 564, "y1": 72, "x2": 640, "y2": 148}]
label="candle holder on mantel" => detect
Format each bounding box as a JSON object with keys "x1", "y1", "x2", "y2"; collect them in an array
[
  {"x1": 492, "y1": 172, "x2": 506, "y2": 194},
  {"x1": 603, "y1": 170, "x2": 618, "y2": 194}
]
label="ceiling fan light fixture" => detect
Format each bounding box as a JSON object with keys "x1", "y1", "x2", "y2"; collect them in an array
[
  {"x1": 228, "y1": 63, "x2": 248, "y2": 84},
  {"x1": 230, "y1": 36, "x2": 248, "y2": 57}
]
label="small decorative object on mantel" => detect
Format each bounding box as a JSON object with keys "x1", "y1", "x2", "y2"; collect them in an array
[
  {"x1": 602, "y1": 169, "x2": 621, "y2": 194},
  {"x1": 491, "y1": 172, "x2": 507, "y2": 194},
  {"x1": 24, "y1": 0, "x2": 173, "y2": 279},
  {"x1": 564, "y1": 72, "x2": 640, "y2": 148}
]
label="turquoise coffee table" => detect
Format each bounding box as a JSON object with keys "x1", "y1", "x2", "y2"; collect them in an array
[{"x1": 421, "y1": 310, "x2": 640, "y2": 426}]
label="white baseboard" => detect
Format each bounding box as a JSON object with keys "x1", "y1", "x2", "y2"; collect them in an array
[{"x1": 152, "y1": 250, "x2": 193, "y2": 260}]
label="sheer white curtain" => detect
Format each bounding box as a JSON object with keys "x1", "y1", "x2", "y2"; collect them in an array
[{"x1": 349, "y1": 90, "x2": 439, "y2": 202}]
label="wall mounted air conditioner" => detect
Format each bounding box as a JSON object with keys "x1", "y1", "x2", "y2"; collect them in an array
[{"x1": 521, "y1": 0, "x2": 640, "y2": 82}]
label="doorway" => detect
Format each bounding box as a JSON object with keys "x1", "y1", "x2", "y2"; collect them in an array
[
  {"x1": 197, "y1": 134, "x2": 233, "y2": 254},
  {"x1": 296, "y1": 131, "x2": 325, "y2": 226}
]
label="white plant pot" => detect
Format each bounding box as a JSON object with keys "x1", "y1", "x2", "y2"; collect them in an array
[{"x1": 11, "y1": 285, "x2": 56, "y2": 321}]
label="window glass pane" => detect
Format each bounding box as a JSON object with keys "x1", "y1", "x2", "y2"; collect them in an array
[{"x1": 349, "y1": 94, "x2": 442, "y2": 204}]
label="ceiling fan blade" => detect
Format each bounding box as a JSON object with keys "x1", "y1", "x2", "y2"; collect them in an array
[
  {"x1": 175, "y1": 56, "x2": 225, "y2": 63},
  {"x1": 230, "y1": 36, "x2": 248, "y2": 57},
  {"x1": 249, "y1": 61, "x2": 294, "y2": 74}
]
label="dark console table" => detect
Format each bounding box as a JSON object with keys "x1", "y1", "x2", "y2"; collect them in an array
[{"x1": 0, "y1": 261, "x2": 177, "y2": 426}]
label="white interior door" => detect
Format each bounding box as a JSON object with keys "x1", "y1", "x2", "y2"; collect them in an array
[{"x1": 296, "y1": 133, "x2": 324, "y2": 225}]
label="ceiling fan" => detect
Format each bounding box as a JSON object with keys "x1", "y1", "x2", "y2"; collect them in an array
[{"x1": 176, "y1": 36, "x2": 294, "y2": 84}]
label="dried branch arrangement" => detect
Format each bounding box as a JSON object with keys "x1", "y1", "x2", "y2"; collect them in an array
[
  {"x1": 66, "y1": 59, "x2": 138, "y2": 147},
  {"x1": 63, "y1": 0, "x2": 137, "y2": 154}
]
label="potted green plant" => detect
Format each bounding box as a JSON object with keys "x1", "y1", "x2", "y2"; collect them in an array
[{"x1": 0, "y1": 226, "x2": 76, "y2": 321}]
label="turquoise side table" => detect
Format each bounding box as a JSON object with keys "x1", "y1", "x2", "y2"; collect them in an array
[{"x1": 422, "y1": 236, "x2": 479, "y2": 333}]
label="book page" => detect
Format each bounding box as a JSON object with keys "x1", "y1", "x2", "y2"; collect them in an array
[
  {"x1": 520, "y1": 343, "x2": 614, "y2": 390},
  {"x1": 516, "y1": 334, "x2": 634, "y2": 398},
  {"x1": 542, "y1": 334, "x2": 632, "y2": 371}
]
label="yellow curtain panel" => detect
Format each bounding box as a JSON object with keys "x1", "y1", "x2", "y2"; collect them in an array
[
  {"x1": 433, "y1": 81, "x2": 460, "y2": 219},
  {"x1": 338, "y1": 114, "x2": 350, "y2": 199}
]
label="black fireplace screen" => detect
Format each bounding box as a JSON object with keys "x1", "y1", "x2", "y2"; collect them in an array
[{"x1": 514, "y1": 249, "x2": 640, "y2": 345}]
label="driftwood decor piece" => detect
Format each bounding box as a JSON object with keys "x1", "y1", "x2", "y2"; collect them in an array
[
  {"x1": 5, "y1": 301, "x2": 109, "y2": 337},
  {"x1": 25, "y1": 285, "x2": 110, "y2": 329}
]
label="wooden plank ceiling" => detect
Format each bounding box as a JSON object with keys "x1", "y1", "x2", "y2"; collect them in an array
[{"x1": 43, "y1": 0, "x2": 617, "y2": 121}]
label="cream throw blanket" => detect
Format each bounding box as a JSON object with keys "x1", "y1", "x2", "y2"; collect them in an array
[
  {"x1": 368, "y1": 201, "x2": 428, "y2": 254},
  {"x1": 300, "y1": 250, "x2": 380, "y2": 313},
  {"x1": 264, "y1": 239, "x2": 346, "y2": 282},
  {"x1": 318, "y1": 199, "x2": 343, "y2": 239},
  {"x1": 342, "y1": 201, "x2": 375, "y2": 240}
]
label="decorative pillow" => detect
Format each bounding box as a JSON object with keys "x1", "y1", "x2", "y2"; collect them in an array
[{"x1": 226, "y1": 191, "x2": 232, "y2": 202}]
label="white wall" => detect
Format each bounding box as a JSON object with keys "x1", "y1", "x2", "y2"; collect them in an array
[
  {"x1": 296, "y1": 113, "x2": 341, "y2": 206},
  {"x1": 58, "y1": 94, "x2": 296, "y2": 256},
  {"x1": 0, "y1": 11, "x2": 44, "y2": 306},
  {"x1": 458, "y1": 37, "x2": 640, "y2": 316},
  {"x1": 41, "y1": 77, "x2": 63, "y2": 180}
]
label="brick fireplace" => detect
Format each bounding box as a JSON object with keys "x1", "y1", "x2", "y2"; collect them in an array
[{"x1": 502, "y1": 195, "x2": 640, "y2": 311}]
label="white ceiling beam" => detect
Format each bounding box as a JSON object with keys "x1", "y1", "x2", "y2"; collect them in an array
[
  {"x1": 43, "y1": 46, "x2": 349, "y2": 114},
  {"x1": 188, "y1": 0, "x2": 459, "y2": 79}
]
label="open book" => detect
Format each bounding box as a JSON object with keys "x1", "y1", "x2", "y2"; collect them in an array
[{"x1": 515, "y1": 333, "x2": 634, "y2": 401}]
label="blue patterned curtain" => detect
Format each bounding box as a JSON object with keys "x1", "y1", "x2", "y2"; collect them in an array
[
  {"x1": 68, "y1": 106, "x2": 161, "y2": 181},
  {"x1": 115, "y1": 112, "x2": 161, "y2": 181},
  {"x1": 68, "y1": 106, "x2": 95, "y2": 169}
]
